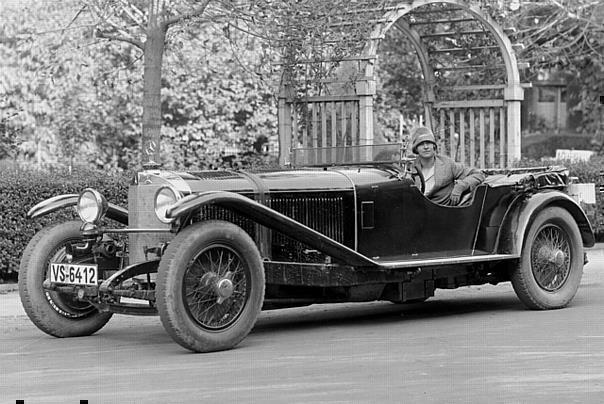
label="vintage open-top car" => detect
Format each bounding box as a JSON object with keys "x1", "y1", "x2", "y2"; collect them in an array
[{"x1": 18, "y1": 144, "x2": 595, "y2": 352}]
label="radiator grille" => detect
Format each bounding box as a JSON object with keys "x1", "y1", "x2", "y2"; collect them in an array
[
  {"x1": 270, "y1": 194, "x2": 345, "y2": 262},
  {"x1": 270, "y1": 195, "x2": 344, "y2": 243},
  {"x1": 196, "y1": 205, "x2": 256, "y2": 237},
  {"x1": 128, "y1": 185, "x2": 174, "y2": 265}
]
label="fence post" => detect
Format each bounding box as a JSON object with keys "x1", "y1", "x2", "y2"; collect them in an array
[
  {"x1": 505, "y1": 86, "x2": 524, "y2": 166},
  {"x1": 278, "y1": 96, "x2": 291, "y2": 166},
  {"x1": 356, "y1": 79, "x2": 375, "y2": 161}
]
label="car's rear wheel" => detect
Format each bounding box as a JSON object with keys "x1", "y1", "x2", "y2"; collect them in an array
[
  {"x1": 156, "y1": 221, "x2": 265, "y2": 353},
  {"x1": 510, "y1": 207, "x2": 583, "y2": 310},
  {"x1": 18, "y1": 221, "x2": 112, "y2": 337}
]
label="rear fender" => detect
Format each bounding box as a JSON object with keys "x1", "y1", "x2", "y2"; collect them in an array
[
  {"x1": 496, "y1": 190, "x2": 595, "y2": 255},
  {"x1": 27, "y1": 194, "x2": 128, "y2": 225},
  {"x1": 166, "y1": 191, "x2": 377, "y2": 268}
]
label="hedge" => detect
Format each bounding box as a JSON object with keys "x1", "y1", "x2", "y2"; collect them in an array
[
  {"x1": 514, "y1": 155, "x2": 604, "y2": 183},
  {"x1": 521, "y1": 134, "x2": 595, "y2": 161},
  {"x1": 0, "y1": 162, "x2": 130, "y2": 281}
]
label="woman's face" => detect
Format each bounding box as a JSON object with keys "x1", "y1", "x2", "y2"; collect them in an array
[{"x1": 416, "y1": 141, "x2": 435, "y2": 159}]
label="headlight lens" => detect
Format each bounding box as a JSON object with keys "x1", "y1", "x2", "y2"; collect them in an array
[
  {"x1": 77, "y1": 189, "x2": 107, "y2": 223},
  {"x1": 155, "y1": 186, "x2": 180, "y2": 223}
]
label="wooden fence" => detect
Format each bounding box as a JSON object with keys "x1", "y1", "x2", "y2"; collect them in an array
[
  {"x1": 279, "y1": 95, "x2": 362, "y2": 164},
  {"x1": 432, "y1": 100, "x2": 508, "y2": 169},
  {"x1": 279, "y1": 96, "x2": 512, "y2": 169}
]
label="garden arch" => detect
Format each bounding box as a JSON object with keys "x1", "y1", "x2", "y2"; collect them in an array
[{"x1": 277, "y1": 0, "x2": 525, "y2": 169}]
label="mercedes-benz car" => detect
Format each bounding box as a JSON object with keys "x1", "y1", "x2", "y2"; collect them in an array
[{"x1": 18, "y1": 144, "x2": 595, "y2": 352}]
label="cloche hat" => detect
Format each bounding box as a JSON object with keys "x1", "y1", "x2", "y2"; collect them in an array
[{"x1": 411, "y1": 126, "x2": 437, "y2": 154}]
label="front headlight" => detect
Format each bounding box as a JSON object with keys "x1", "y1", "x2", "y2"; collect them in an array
[
  {"x1": 155, "y1": 186, "x2": 181, "y2": 223},
  {"x1": 77, "y1": 189, "x2": 108, "y2": 223}
]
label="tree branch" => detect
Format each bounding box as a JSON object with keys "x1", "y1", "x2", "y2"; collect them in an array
[
  {"x1": 116, "y1": 0, "x2": 146, "y2": 30},
  {"x1": 96, "y1": 30, "x2": 144, "y2": 50},
  {"x1": 163, "y1": 0, "x2": 212, "y2": 28},
  {"x1": 64, "y1": 5, "x2": 87, "y2": 33},
  {"x1": 226, "y1": 21, "x2": 274, "y2": 42}
]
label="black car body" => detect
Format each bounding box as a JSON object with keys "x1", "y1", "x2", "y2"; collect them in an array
[{"x1": 19, "y1": 144, "x2": 596, "y2": 352}]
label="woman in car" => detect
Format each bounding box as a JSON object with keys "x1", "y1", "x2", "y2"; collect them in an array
[{"x1": 411, "y1": 126, "x2": 485, "y2": 206}]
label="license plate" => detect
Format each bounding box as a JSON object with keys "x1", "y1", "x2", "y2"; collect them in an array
[{"x1": 49, "y1": 263, "x2": 98, "y2": 286}]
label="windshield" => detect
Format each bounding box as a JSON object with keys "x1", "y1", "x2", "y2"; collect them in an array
[{"x1": 290, "y1": 143, "x2": 404, "y2": 167}]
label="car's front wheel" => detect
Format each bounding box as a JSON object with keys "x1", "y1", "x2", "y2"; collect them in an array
[
  {"x1": 19, "y1": 221, "x2": 113, "y2": 337},
  {"x1": 510, "y1": 207, "x2": 584, "y2": 310},
  {"x1": 156, "y1": 221, "x2": 265, "y2": 353}
]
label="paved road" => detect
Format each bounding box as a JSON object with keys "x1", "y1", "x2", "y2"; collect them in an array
[{"x1": 1, "y1": 247, "x2": 603, "y2": 404}]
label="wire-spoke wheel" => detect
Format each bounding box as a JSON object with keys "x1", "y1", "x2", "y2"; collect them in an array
[
  {"x1": 157, "y1": 221, "x2": 264, "y2": 353},
  {"x1": 511, "y1": 207, "x2": 584, "y2": 310},
  {"x1": 19, "y1": 221, "x2": 112, "y2": 337},
  {"x1": 184, "y1": 245, "x2": 249, "y2": 330},
  {"x1": 531, "y1": 224, "x2": 572, "y2": 292}
]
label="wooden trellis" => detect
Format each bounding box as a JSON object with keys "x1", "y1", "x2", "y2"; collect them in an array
[
  {"x1": 434, "y1": 101, "x2": 508, "y2": 169},
  {"x1": 279, "y1": 97, "x2": 360, "y2": 156},
  {"x1": 278, "y1": 0, "x2": 525, "y2": 169}
]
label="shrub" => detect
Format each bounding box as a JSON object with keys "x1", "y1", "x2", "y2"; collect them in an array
[
  {"x1": 0, "y1": 161, "x2": 131, "y2": 281},
  {"x1": 521, "y1": 133, "x2": 595, "y2": 160},
  {"x1": 514, "y1": 155, "x2": 604, "y2": 237},
  {"x1": 513, "y1": 155, "x2": 604, "y2": 183}
]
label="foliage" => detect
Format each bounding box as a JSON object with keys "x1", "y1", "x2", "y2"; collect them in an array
[
  {"x1": 372, "y1": 0, "x2": 604, "y2": 146},
  {"x1": 513, "y1": 155, "x2": 604, "y2": 184},
  {"x1": 374, "y1": 31, "x2": 424, "y2": 143},
  {"x1": 565, "y1": 156, "x2": 604, "y2": 184},
  {"x1": 0, "y1": 0, "x2": 280, "y2": 171},
  {"x1": 252, "y1": 0, "x2": 393, "y2": 97},
  {"x1": 514, "y1": 155, "x2": 604, "y2": 236},
  {"x1": 0, "y1": 1, "x2": 144, "y2": 171},
  {"x1": 1, "y1": 0, "x2": 603, "y2": 171},
  {"x1": 79, "y1": 0, "x2": 286, "y2": 164},
  {"x1": 160, "y1": 25, "x2": 278, "y2": 170},
  {"x1": 509, "y1": 0, "x2": 604, "y2": 135}
]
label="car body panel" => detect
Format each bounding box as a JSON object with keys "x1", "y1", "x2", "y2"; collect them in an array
[
  {"x1": 356, "y1": 181, "x2": 485, "y2": 259},
  {"x1": 497, "y1": 190, "x2": 595, "y2": 255}
]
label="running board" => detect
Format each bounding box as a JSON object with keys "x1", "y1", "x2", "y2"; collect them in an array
[{"x1": 378, "y1": 254, "x2": 519, "y2": 269}]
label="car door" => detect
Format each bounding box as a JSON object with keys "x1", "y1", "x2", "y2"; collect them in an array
[{"x1": 356, "y1": 179, "x2": 487, "y2": 260}]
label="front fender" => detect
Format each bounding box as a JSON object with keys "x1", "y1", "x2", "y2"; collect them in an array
[
  {"x1": 166, "y1": 191, "x2": 378, "y2": 268},
  {"x1": 496, "y1": 190, "x2": 595, "y2": 255},
  {"x1": 27, "y1": 194, "x2": 129, "y2": 225}
]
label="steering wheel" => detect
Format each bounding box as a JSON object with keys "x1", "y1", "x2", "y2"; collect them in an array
[{"x1": 408, "y1": 165, "x2": 425, "y2": 194}]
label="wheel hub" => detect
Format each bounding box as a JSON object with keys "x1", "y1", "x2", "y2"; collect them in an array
[
  {"x1": 215, "y1": 278, "x2": 234, "y2": 304},
  {"x1": 200, "y1": 272, "x2": 234, "y2": 304},
  {"x1": 552, "y1": 250, "x2": 566, "y2": 267},
  {"x1": 538, "y1": 246, "x2": 566, "y2": 268}
]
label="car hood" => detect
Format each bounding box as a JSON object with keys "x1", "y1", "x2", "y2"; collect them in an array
[{"x1": 134, "y1": 167, "x2": 396, "y2": 195}]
